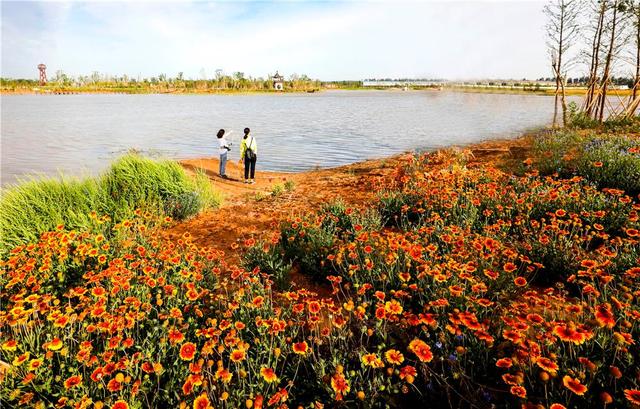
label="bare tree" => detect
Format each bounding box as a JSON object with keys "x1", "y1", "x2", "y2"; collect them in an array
[
  {"x1": 596, "y1": 0, "x2": 624, "y2": 122},
  {"x1": 544, "y1": 0, "x2": 582, "y2": 126},
  {"x1": 620, "y1": 0, "x2": 640, "y2": 117},
  {"x1": 583, "y1": 0, "x2": 608, "y2": 117}
]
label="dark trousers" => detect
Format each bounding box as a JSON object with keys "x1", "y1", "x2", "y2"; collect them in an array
[{"x1": 244, "y1": 155, "x2": 256, "y2": 179}]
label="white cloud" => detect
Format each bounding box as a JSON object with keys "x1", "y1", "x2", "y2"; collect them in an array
[{"x1": 2, "y1": 1, "x2": 552, "y2": 80}]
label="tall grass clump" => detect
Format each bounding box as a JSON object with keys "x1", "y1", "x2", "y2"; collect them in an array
[{"x1": 0, "y1": 154, "x2": 221, "y2": 251}]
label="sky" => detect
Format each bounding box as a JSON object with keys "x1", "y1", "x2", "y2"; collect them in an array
[{"x1": 1, "y1": 1, "x2": 551, "y2": 81}]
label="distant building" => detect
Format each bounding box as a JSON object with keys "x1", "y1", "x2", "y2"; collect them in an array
[
  {"x1": 273, "y1": 71, "x2": 284, "y2": 91},
  {"x1": 362, "y1": 79, "x2": 442, "y2": 87}
]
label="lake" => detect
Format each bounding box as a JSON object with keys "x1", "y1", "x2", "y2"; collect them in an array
[{"x1": 0, "y1": 90, "x2": 577, "y2": 185}]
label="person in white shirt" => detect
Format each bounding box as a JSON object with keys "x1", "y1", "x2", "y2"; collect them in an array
[{"x1": 216, "y1": 129, "x2": 232, "y2": 178}]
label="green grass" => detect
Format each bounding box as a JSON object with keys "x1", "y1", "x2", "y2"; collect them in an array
[{"x1": 0, "y1": 154, "x2": 221, "y2": 251}]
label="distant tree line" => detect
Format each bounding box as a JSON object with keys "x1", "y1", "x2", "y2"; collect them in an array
[
  {"x1": 537, "y1": 75, "x2": 636, "y2": 87},
  {"x1": 0, "y1": 70, "x2": 322, "y2": 92}
]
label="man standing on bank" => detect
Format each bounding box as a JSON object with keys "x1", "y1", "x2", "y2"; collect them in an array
[{"x1": 239, "y1": 127, "x2": 257, "y2": 184}]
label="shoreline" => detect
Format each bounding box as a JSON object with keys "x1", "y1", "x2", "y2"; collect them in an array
[
  {"x1": 0, "y1": 127, "x2": 546, "y2": 189},
  {"x1": 176, "y1": 131, "x2": 536, "y2": 210}
]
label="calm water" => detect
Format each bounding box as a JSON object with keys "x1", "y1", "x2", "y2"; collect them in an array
[{"x1": 1, "y1": 91, "x2": 577, "y2": 185}]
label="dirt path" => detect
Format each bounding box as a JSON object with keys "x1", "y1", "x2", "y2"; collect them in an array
[{"x1": 166, "y1": 155, "x2": 402, "y2": 258}]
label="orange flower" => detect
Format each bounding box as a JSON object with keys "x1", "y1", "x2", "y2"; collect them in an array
[
  {"x1": 503, "y1": 262, "x2": 517, "y2": 273},
  {"x1": 502, "y1": 373, "x2": 522, "y2": 386},
  {"x1": 550, "y1": 405, "x2": 567, "y2": 409},
  {"x1": 536, "y1": 357, "x2": 559, "y2": 373},
  {"x1": 495, "y1": 358, "x2": 513, "y2": 369},
  {"x1": 230, "y1": 349, "x2": 246, "y2": 362},
  {"x1": 331, "y1": 372, "x2": 350, "y2": 400},
  {"x1": 193, "y1": 393, "x2": 212, "y2": 409},
  {"x1": 27, "y1": 358, "x2": 43, "y2": 371},
  {"x1": 64, "y1": 375, "x2": 82, "y2": 389},
  {"x1": 2, "y1": 339, "x2": 17, "y2": 351},
  {"x1": 624, "y1": 389, "x2": 640, "y2": 405},
  {"x1": 168, "y1": 329, "x2": 185, "y2": 344},
  {"x1": 384, "y1": 300, "x2": 403, "y2": 315},
  {"x1": 408, "y1": 339, "x2": 433, "y2": 363},
  {"x1": 307, "y1": 301, "x2": 321, "y2": 314},
  {"x1": 260, "y1": 367, "x2": 278, "y2": 383},
  {"x1": 112, "y1": 401, "x2": 129, "y2": 409},
  {"x1": 399, "y1": 365, "x2": 417, "y2": 383},
  {"x1": 555, "y1": 209, "x2": 567, "y2": 217},
  {"x1": 510, "y1": 385, "x2": 526, "y2": 398},
  {"x1": 562, "y1": 375, "x2": 587, "y2": 396},
  {"x1": 292, "y1": 341, "x2": 309, "y2": 355},
  {"x1": 107, "y1": 378, "x2": 122, "y2": 392},
  {"x1": 593, "y1": 161, "x2": 603, "y2": 167},
  {"x1": 600, "y1": 392, "x2": 613, "y2": 404},
  {"x1": 384, "y1": 349, "x2": 404, "y2": 365},
  {"x1": 513, "y1": 277, "x2": 527, "y2": 287},
  {"x1": 609, "y1": 365, "x2": 622, "y2": 379},
  {"x1": 215, "y1": 367, "x2": 232, "y2": 383},
  {"x1": 12, "y1": 352, "x2": 30, "y2": 366},
  {"x1": 594, "y1": 304, "x2": 616, "y2": 328},
  {"x1": 361, "y1": 353, "x2": 384, "y2": 368},
  {"x1": 180, "y1": 342, "x2": 197, "y2": 361},
  {"x1": 48, "y1": 337, "x2": 63, "y2": 351},
  {"x1": 553, "y1": 324, "x2": 585, "y2": 345}
]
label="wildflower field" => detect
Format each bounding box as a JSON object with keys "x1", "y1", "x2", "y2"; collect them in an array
[{"x1": 2, "y1": 130, "x2": 640, "y2": 408}]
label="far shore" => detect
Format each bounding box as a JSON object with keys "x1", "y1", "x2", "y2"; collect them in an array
[{"x1": 1, "y1": 86, "x2": 633, "y2": 97}]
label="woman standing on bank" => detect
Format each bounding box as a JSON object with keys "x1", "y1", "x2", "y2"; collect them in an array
[
  {"x1": 217, "y1": 129, "x2": 231, "y2": 178},
  {"x1": 239, "y1": 127, "x2": 257, "y2": 184}
]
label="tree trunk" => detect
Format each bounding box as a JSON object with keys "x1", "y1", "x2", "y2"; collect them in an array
[
  {"x1": 585, "y1": 1, "x2": 607, "y2": 117},
  {"x1": 598, "y1": 1, "x2": 619, "y2": 123}
]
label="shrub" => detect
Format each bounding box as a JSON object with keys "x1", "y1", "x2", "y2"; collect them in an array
[
  {"x1": 243, "y1": 241, "x2": 293, "y2": 290},
  {"x1": 533, "y1": 131, "x2": 640, "y2": 195}
]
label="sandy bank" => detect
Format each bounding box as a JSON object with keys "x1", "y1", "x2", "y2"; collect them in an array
[{"x1": 167, "y1": 135, "x2": 533, "y2": 282}]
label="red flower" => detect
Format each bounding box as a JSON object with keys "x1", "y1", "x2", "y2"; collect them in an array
[
  {"x1": 112, "y1": 401, "x2": 129, "y2": 409},
  {"x1": 495, "y1": 358, "x2": 513, "y2": 369},
  {"x1": 399, "y1": 365, "x2": 417, "y2": 383},
  {"x1": 513, "y1": 277, "x2": 527, "y2": 287},
  {"x1": 594, "y1": 303, "x2": 616, "y2": 328},
  {"x1": 553, "y1": 324, "x2": 586, "y2": 345},
  {"x1": 64, "y1": 375, "x2": 82, "y2": 389},
  {"x1": 563, "y1": 375, "x2": 587, "y2": 396},
  {"x1": 536, "y1": 357, "x2": 559, "y2": 373},
  {"x1": 510, "y1": 385, "x2": 526, "y2": 398},
  {"x1": 331, "y1": 372, "x2": 350, "y2": 400},
  {"x1": 168, "y1": 329, "x2": 185, "y2": 344},
  {"x1": 260, "y1": 367, "x2": 278, "y2": 383},
  {"x1": 180, "y1": 342, "x2": 197, "y2": 361},
  {"x1": 193, "y1": 393, "x2": 212, "y2": 409},
  {"x1": 624, "y1": 389, "x2": 640, "y2": 405},
  {"x1": 408, "y1": 339, "x2": 433, "y2": 363},
  {"x1": 292, "y1": 341, "x2": 309, "y2": 355}
]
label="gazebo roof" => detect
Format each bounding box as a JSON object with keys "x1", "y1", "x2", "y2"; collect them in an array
[{"x1": 273, "y1": 71, "x2": 284, "y2": 80}]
